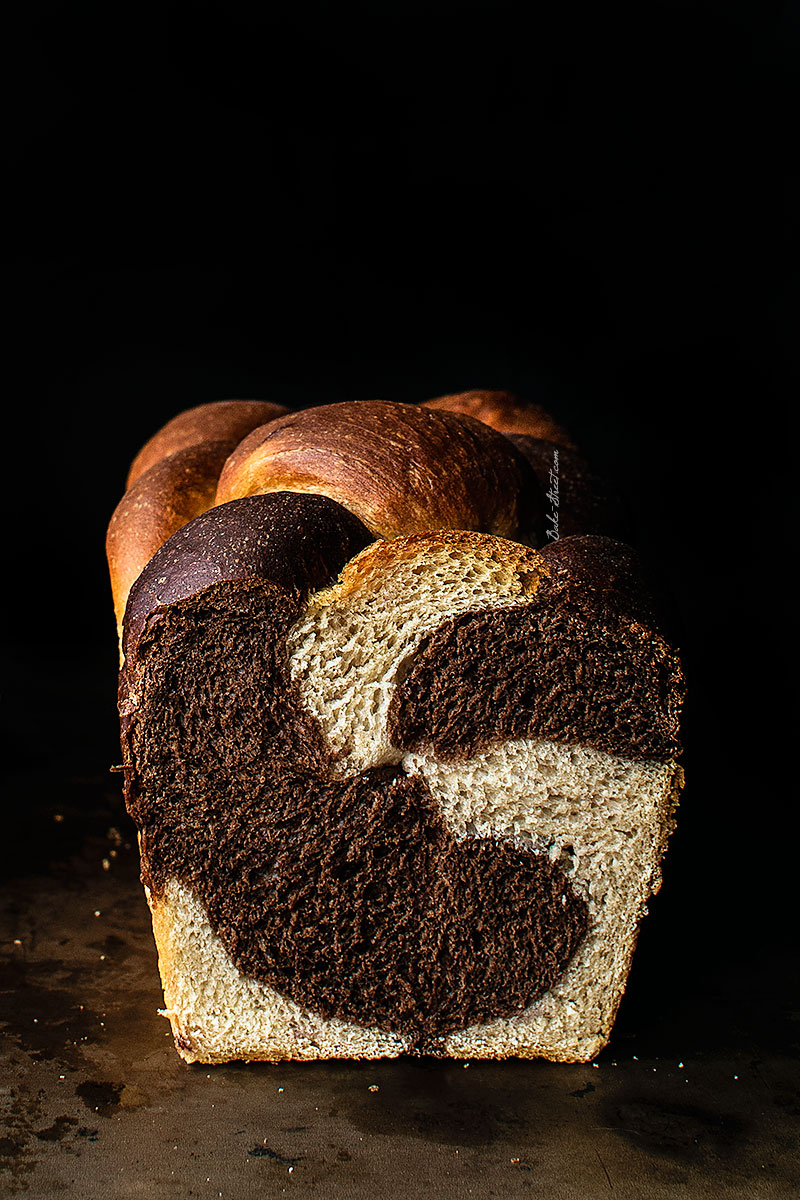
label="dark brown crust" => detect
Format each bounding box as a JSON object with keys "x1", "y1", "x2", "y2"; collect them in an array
[
  {"x1": 121, "y1": 576, "x2": 588, "y2": 1046},
  {"x1": 126, "y1": 400, "x2": 290, "y2": 488},
  {"x1": 214, "y1": 400, "x2": 544, "y2": 543},
  {"x1": 107, "y1": 440, "x2": 238, "y2": 635},
  {"x1": 508, "y1": 436, "x2": 629, "y2": 542},
  {"x1": 422, "y1": 390, "x2": 576, "y2": 449},
  {"x1": 537, "y1": 535, "x2": 664, "y2": 627},
  {"x1": 120, "y1": 492, "x2": 374, "y2": 663}
]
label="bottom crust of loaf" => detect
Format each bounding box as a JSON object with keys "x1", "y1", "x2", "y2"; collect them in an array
[{"x1": 147, "y1": 739, "x2": 684, "y2": 1066}]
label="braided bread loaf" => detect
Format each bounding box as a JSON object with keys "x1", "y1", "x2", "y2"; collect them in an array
[{"x1": 109, "y1": 393, "x2": 684, "y2": 1063}]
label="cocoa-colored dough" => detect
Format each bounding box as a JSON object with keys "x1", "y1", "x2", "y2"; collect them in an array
[
  {"x1": 388, "y1": 535, "x2": 683, "y2": 762},
  {"x1": 388, "y1": 601, "x2": 682, "y2": 763},
  {"x1": 120, "y1": 496, "x2": 589, "y2": 1046}
]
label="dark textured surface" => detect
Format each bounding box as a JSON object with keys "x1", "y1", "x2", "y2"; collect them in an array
[
  {"x1": 390, "y1": 535, "x2": 683, "y2": 761},
  {"x1": 122, "y1": 491, "x2": 374, "y2": 660},
  {"x1": 537, "y1": 537, "x2": 665, "y2": 629},
  {"x1": 107, "y1": 439, "x2": 239, "y2": 627},
  {"x1": 389, "y1": 603, "x2": 682, "y2": 762},
  {"x1": 123, "y1": 579, "x2": 587, "y2": 1043},
  {"x1": 508, "y1": 436, "x2": 629, "y2": 542}
]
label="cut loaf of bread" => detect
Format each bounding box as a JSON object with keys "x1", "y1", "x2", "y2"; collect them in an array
[{"x1": 117, "y1": 452, "x2": 684, "y2": 1064}]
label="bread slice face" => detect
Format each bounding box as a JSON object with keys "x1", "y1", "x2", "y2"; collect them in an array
[
  {"x1": 120, "y1": 497, "x2": 684, "y2": 1064},
  {"x1": 149, "y1": 741, "x2": 681, "y2": 1064}
]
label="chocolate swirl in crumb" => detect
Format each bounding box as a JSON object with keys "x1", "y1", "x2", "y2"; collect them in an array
[{"x1": 120, "y1": 494, "x2": 591, "y2": 1046}]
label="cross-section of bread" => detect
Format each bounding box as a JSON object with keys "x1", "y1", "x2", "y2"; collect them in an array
[{"x1": 118, "y1": 491, "x2": 684, "y2": 1064}]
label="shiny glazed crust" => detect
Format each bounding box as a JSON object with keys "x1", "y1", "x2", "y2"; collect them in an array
[
  {"x1": 107, "y1": 441, "x2": 235, "y2": 643},
  {"x1": 422, "y1": 389, "x2": 576, "y2": 448},
  {"x1": 214, "y1": 400, "x2": 542, "y2": 540},
  {"x1": 108, "y1": 401, "x2": 291, "y2": 647},
  {"x1": 126, "y1": 400, "x2": 289, "y2": 487}
]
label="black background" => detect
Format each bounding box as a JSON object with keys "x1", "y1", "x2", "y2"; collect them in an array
[{"x1": 3, "y1": 1, "x2": 795, "y2": 1029}]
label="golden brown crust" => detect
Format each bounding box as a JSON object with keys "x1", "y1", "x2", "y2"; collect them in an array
[
  {"x1": 126, "y1": 400, "x2": 289, "y2": 488},
  {"x1": 215, "y1": 400, "x2": 542, "y2": 541},
  {"x1": 107, "y1": 441, "x2": 236, "y2": 641},
  {"x1": 318, "y1": 528, "x2": 549, "y2": 606},
  {"x1": 422, "y1": 390, "x2": 576, "y2": 449}
]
